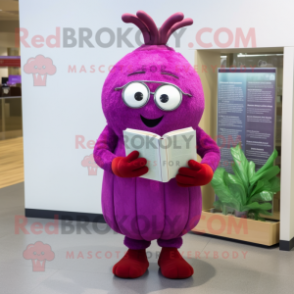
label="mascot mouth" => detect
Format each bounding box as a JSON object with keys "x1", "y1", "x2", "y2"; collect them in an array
[{"x1": 140, "y1": 115, "x2": 163, "y2": 128}]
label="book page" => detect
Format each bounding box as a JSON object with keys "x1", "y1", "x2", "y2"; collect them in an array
[
  {"x1": 163, "y1": 127, "x2": 194, "y2": 137},
  {"x1": 163, "y1": 128, "x2": 197, "y2": 181},
  {"x1": 123, "y1": 129, "x2": 162, "y2": 181},
  {"x1": 159, "y1": 138, "x2": 169, "y2": 182},
  {"x1": 125, "y1": 128, "x2": 161, "y2": 139}
]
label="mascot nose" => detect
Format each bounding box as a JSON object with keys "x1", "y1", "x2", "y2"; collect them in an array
[{"x1": 147, "y1": 83, "x2": 159, "y2": 93}]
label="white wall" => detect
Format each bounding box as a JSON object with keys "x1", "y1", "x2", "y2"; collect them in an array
[
  {"x1": 280, "y1": 47, "x2": 294, "y2": 244},
  {"x1": 19, "y1": 0, "x2": 294, "y2": 215}
]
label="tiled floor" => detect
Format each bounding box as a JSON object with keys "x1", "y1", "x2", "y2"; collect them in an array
[{"x1": 0, "y1": 183, "x2": 293, "y2": 294}]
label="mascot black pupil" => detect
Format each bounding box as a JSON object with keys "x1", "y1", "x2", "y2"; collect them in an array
[
  {"x1": 160, "y1": 94, "x2": 169, "y2": 103},
  {"x1": 135, "y1": 92, "x2": 143, "y2": 101}
]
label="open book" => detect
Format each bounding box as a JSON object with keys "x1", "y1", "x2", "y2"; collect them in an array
[{"x1": 123, "y1": 127, "x2": 197, "y2": 182}]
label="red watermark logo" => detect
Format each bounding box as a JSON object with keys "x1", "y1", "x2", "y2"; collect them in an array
[
  {"x1": 75, "y1": 132, "x2": 242, "y2": 174},
  {"x1": 16, "y1": 27, "x2": 256, "y2": 49},
  {"x1": 65, "y1": 249, "x2": 248, "y2": 260},
  {"x1": 23, "y1": 55, "x2": 56, "y2": 86},
  {"x1": 81, "y1": 154, "x2": 98, "y2": 175},
  {"x1": 15, "y1": 214, "x2": 248, "y2": 236},
  {"x1": 66, "y1": 64, "x2": 258, "y2": 75},
  {"x1": 189, "y1": 27, "x2": 256, "y2": 49},
  {"x1": 75, "y1": 135, "x2": 99, "y2": 176},
  {"x1": 23, "y1": 241, "x2": 55, "y2": 272}
]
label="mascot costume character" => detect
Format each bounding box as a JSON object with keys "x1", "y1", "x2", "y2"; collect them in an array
[{"x1": 94, "y1": 11, "x2": 220, "y2": 279}]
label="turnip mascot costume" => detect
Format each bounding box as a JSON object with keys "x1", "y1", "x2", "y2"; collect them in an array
[{"x1": 94, "y1": 11, "x2": 220, "y2": 279}]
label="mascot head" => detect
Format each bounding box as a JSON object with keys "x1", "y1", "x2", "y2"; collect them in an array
[{"x1": 102, "y1": 11, "x2": 204, "y2": 136}]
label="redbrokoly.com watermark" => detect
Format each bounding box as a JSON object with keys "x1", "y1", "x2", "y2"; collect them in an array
[
  {"x1": 15, "y1": 213, "x2": 248, "y2": 237},
  {"x1": 16, "y1": 27, "x2": 256, "y2": 49}
]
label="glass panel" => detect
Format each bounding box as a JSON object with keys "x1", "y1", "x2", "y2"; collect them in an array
[
  {"x1": 0, "y1": 97, "x2": 22, "y2": 140},
  {"x1": 219, "y1": 52, "x2": 283, "y2": 220},
  {"x1": 0, "y1": 47, "x2": 22, "y2": 141},
  {"x1": 0, "y1": 99, "x2": 3, "y2": 137},
  {"x1": 220, "y1": 52, "x2": 283, "y2": 164}
]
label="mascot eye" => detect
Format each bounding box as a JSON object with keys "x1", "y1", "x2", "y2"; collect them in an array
[
  {"x1": 154, "y1": 85, "x2": 182, "y2": 111},
  {"x1": 134, "y1": 92, "x2": 143, "y2": 101},
  {"x1": 122, "y1": 82, "x2": 149, "y2": 108}
]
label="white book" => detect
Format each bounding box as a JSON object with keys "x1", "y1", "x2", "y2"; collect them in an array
[{"x1": 123, "y1": 127, "x2": 197, "y2": 182}]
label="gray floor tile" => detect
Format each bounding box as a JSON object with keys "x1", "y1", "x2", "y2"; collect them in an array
[{"x1": 0, "y1": 183, "x2": 294, "y2": 294}]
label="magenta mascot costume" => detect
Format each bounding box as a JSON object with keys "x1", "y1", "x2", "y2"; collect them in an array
[{"x1": 94, "y1": 11, "x2": 220, "y2": 279}]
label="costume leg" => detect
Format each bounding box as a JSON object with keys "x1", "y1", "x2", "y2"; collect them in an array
[
  {"x1": 112, "y1": 236, "x2": 150, "y2": 279},
  {"x1": 157, "y1": 237, "x2": 182, "y2": 248},
  {"x1": 124, "y1": 236, "x2": 151, "y2": 249},
  {"x1": 157, "y1": 237, "x2": 193, "y2": 279}
]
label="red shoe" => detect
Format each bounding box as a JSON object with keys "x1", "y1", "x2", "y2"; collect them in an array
[
  {"x1": 158, "y1": 247, "x2": 194, "y2": 279},
  {"x1": 113, "y1": 249, "x2": 149, "y2": 279}
]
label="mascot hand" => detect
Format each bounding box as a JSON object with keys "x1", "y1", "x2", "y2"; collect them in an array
[
  {"x1": 176, "y1": 160, "x2": 213, "y2": 187},
  {"x1": 112, "y1": 151, "x2": 148, "y2": 178}
]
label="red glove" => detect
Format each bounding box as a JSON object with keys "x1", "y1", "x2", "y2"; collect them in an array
[
  {"x1": 112, "y1": 151, "x2": 148, "y2": 178},
  {"x1": 176, "y1": 160, "x2": 213, "y2": 187}
]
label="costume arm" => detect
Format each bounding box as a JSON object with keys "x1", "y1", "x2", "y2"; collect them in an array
[
  {"x1": 93, "y1": 125, "x2": 118, "y2": 173},
  {"x1": 196, "y1": 126, "x2": 220, "y2": 172}
]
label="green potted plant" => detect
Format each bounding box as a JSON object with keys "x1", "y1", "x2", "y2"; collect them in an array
[{"x1": 211, "y1": 144, "x2": 280, "y2": 220}]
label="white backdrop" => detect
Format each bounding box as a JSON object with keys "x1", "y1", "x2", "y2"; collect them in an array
[{"x1": 19, "y1": 0, "x2": 294, "y2": 214}]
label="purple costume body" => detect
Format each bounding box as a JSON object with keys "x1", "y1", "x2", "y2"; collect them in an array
[{"x1": 94, "y1": 45, "x2": 220, "y2": 249}]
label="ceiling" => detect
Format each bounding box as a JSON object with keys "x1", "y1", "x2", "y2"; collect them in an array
[{"x1": 0, "y1": 0, "x2": 19, "y2": 21}]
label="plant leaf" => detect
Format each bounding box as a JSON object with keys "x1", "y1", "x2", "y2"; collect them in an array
[
  {"x1": 249, "y1": 177, "x2": 280, "y2": 199},
  {"x1": 225, "y1": 173, "x2": 247, "y2": 207},
  {"x1": 250, "y1": 150, "x2": 278, "y2": 181},
  {"x1": 211, "y1": 168, "x2": 241, "y2": 211},
  {"x1": 248, "y1": 161, "x2": 256, "y2": 180},
  {"x1": 257, "y1": 210, "x2": 272, "y2": 216},
  {"x1": 244, "y1": 202, "x2": 272, "y2": 211},
  {"x1": 249, "y1": 180, "x2": 265, "y2": 197},
  {"x1": 248, "y1": 209, "x2": 272, "y2": 221},
  {"x1": 249, "y1": 165, "x2": 280, "y2": 186},
  {"x1": 230, "y1": 144, "x2": 249, "y2": 191},
  {"x1": 249, "y1": 191, "x2": 274, "y2": 203},
  {"x1": 265, "y1": 177, "x2": 280, "y2": 193}
]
